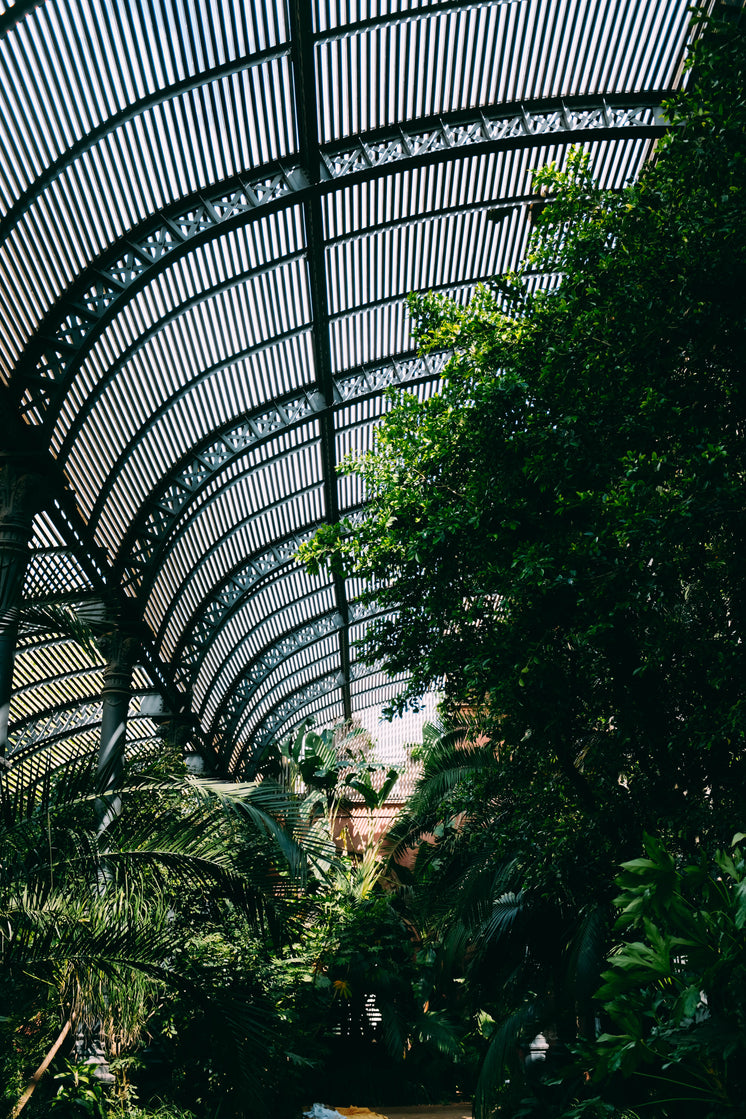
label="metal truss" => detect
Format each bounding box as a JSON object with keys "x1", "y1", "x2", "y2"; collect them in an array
[
  {"x1": 121, "y1": 350, "x2": 446, "y2": 593},
  {"x1": 14, "y1": 94, "x2": 665, "y2": 429},
  {"x1": 244, "y1": 655, "x2": 382, "y2": 767},
  {"x1": 118, "y1": 394, "x2": 323, "y2": 589},
  {"x1": 211, "y1": 611, "x2": 345, "y2": 742},
  {"x1": 9, "y1": 701, "x2": 103, "y2": 754},
  {"x1": 230, "y1": 598, "x2": 383, "y2": 760},
  {"x1": 172, "y1": 530, "x2": 316, "y2": 692},
  {"x1": 321, "y1": 97, "x2": 665, "y2": 178},
  {"x1": 0, "y1": 0, "x2": 696, "y2": 773}
]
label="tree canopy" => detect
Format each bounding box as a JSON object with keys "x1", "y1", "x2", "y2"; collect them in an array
[
  {"x1": 300, "y1": 10, "x2": 746, "y2": 856},
  {"x1": 301, "y1": 15, "x2": 746, "y2": 1113}
]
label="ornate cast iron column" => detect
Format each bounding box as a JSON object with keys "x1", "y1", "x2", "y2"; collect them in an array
[
  {"x1": 96, "y1": 625, "x2": 138, "y2": 833},
  {"x1": 0, "y1": 456, "x2": 45, "y2": 762}
]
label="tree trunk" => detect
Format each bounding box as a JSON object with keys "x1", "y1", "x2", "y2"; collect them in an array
[{"x1": 10, "y1": 1019, "x2": 72, "y2": 1118}]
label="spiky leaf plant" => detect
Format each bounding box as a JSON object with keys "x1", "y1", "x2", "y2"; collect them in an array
[{"x1": 0, "y1": 741, "x2": 325, "y2": 1115}]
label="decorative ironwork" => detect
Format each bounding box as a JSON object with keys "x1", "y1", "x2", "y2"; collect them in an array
[
  {"x1": 172, "y1": 530, "x2": 315, "y2": 691},
  {"x1": 0, "y1": 0, "x2": 698, "y2": 774},
  {"x1": 15, "y1": 95, "x2": 664, "y2": 427},
  {"x1": 321, "y1": 99, "x2": 663, "y2": 178},
  {"x1": 9, "y1": 701, "x2": 103, "y2": 754},
  {"x1": 122, "y1": 351, "x2": 444, "y2": 593},
  {"x1": 119, "y1": 397, "x2": 320, "y2": 590},
  {"x1": 211, "y1": 612, "x2": 343, "y2": 737}
]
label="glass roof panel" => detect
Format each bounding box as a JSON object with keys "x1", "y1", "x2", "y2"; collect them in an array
[{"x1": 0, "y1": 0, "x2": 704, "y2": 772}]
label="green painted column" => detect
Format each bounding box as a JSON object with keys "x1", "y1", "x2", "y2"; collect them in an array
[
  {"x1": 95, "y1": 626, "x2": 138, "y2": 834},
  {"x1": 0, "y1": 458, "x2": 44, "y2": 763}
]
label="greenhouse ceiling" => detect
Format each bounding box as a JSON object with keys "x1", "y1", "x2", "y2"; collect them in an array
[{"x1": 0, "y1": 0, "x2": 710, "y2": 777}]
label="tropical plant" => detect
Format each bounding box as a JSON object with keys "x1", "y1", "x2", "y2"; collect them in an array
[
  {"x1": 256, "y1": 719, "x2": 466, "y2": 1106},
  {"x1": 299, "y1": 16, "x2": 746, "y2": 1110},
  {"x1": 49, "y1": 1060, "x2": 108, "y2": 1118},
  {"x1": 575, "y1": 833, "x2": 746, "y2": 1117},
  {"x1": 298, "y1": 11, "x2": 746, "y2": 859},
  {"x1": 0, "y1": 741, "x2": 312, "y2": 1116},
  {"x1": 386, "y1": 719, "x2": 612, "y2": 1117}
]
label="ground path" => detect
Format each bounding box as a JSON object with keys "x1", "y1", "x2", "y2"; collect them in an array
[{"x1": 333, "y1": 1105, "x2": 472, "y2": 1119}]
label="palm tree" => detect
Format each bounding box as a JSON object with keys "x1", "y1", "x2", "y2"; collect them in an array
[
  {"x1": 385, "y1": 717, "x2": 612, "y2": 1118},
  {"x1": 0, "y1": 739, "x2": 318, "y2": 1116}
]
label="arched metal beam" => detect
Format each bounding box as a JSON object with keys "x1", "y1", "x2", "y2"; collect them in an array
[
  {"x1": 10, "y1": 94, "x2": 667, "y2": 427},
  {"x1": 0, "y1": 45, "x2": 291, "y2": 248},
  {"x1": 227, "y1": 607, "x2": 388, "y2": 773},
  {"x1": 224, "y1": 670, "x2": 342, "y2": 775},
  {"x1": 169, "y1": 528, "x2": 316, "y2": 691},
  {"x1": 139, "y1": 355, "x2": 443, "y2": 758},
  {"x1": 209, "y1": 607, "x2": 346, "y2": 743},
  {"x1": 60, "y1": 255, "x2": 309, "y2": 475},
  {"x1": 152, "y1": 352, "x2": 446, "y2": 611},
  {"x1": 59, "y1": 191, "x2": 485, "y2": 494},
  {"x1": 163, "y1": 350, "x2": 448, "y2": 683},
  {"x1": 231, "y1": 598, "x2": 381, "y2": 747},
  {"x1": 116, "y1": 403, "x2": 322, "y2": 590},
  {"x1": 13, "y1": 164, "x2": 302, "y2": 424},
  {"x1": 117, "y1": 349, "x2": 447, "y2": 595}
]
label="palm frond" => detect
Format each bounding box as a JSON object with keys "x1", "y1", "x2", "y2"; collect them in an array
[
  {"x1": 385, "y1": 718, "x2": 496, "y2": 859},
  {"x1": 474, "y1": 1003, "x2": 537, "y2": 1119},
  {"x1": 415, "y1": 1007, "x2": 463, "y2": 1056},
  {"x1": 0, "y1": 748, "x2": 96, "y2": 826},
  {"x1": 378, "y1": 996, "x2": 409, "y2": 1059},
  {"x1": 180, "y1": 774, "x2": 332, "y2": 881},
  {"x1": 567, "y1": 902, "x2": 611, "y2": 1003},
  {"x1": 478, "y1": 890, "x2": 526, "y2": 946},
  {"x1": 18, "y1": 603, "x2": 100, "y2": 659}
]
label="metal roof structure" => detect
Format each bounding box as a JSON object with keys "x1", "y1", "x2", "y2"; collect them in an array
[{"x1": 0, "y1": 0, "x2": 709, "y2": 777}]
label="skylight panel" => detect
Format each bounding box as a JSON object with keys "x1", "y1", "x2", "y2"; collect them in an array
[
  {"x1": 442, "y1": 11, "x2": 462, "y2": 112},
  {"x1": 0, "y1": 237, "x2": 41, "y2": 343},
  {"x1": 0, "y1": 0, "x2": 700, "y2": 768},
  {"x1": 502, "y1": 0, "x2": 532, "y2": 100},
  {"x1": 542, "y1": 0, "x2": 575, "y2": 93},
  {"x1": 593, "y1": 1, "x2": 638, "y2": 93},
  {"x1": 627, "y1": 0, "x2": 684, "y2": 91},
  {"x1": 69, "y1": 0, "x2": 116, "y2": 115},
  {"x1": 532, "y1": 0, "x2": 563, "y2": 98},
  {"x1": 30, "y1": 512, "x2": 68, "y2": 550},
  {"x1": 30, "y1": 193, "x2": 75, "y2": 289},
  {"x1": 91, "y1": 141, "x2": 133, "y2": 231},
  {"x1": 27, "y1": 20, "x2": 82, "y2": 147},
  {"x1": 338, "y1": 470, "x2": 366, "y2": 511},
  {"x1": 0, "y1": 125, "x2": 23, "y2": 211},
  {"x1": 0, "y1": 55, "x2": 45, "y2": 189},
  {"x1": 102, "y1": 0, "x2": 143, "y2": 104},
  {"x1": 476, "y1": 1, "x2": 499, "y2": 103},
  {"x1": 577, "y1": 1, "x2": 613, "y2": 94},
  {"x1": 553, "y1": 0, "x2": 588, "y2": 94},
  {"x1": 14, "y1": 27, "x2": 66, "y2": 164}
]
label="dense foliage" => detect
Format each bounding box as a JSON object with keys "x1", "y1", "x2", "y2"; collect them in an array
[
  {"x1": 5, "y1": 11, "x2": 746, "y2": 1119},
  {"x1": 2, "y1": 716, "x2": 470, "y2": 1118},
  {"x1": 301, "y1": 11, "x2": 746, "y2": 1117},
  {"x1": 301, "y1": 10, "x2": 746, "y2": 856},
  {"x1": 0, "y1": 742, "x2": 315, "y2": 1117}
]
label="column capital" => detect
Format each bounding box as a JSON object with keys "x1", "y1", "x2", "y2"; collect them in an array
[
  {"x1": 96, "y1": 627, "x2": 139, "y2": 696},
  {"x1": 0, "y1": 454, "x2": 49, "y2": 528}
]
